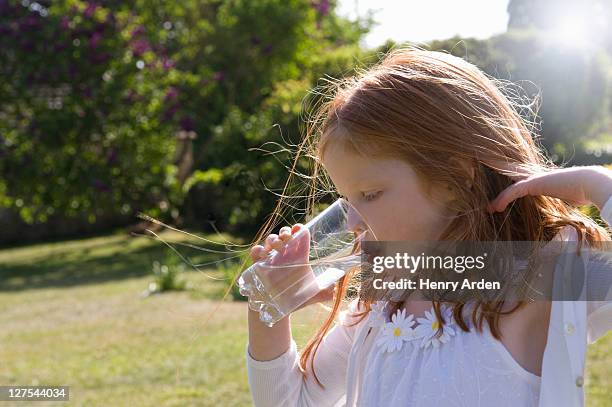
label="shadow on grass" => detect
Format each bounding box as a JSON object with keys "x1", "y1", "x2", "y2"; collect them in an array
[{"x1": 0, "y1": 232, "x2": 233, "y2": 292}]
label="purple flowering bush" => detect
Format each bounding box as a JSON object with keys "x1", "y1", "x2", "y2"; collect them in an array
[
  {"x1": 0, "y1": 0, "x2": 177, "y2": 224},
  {"x1": 0, "y1": 0, "x2": 373, "y2": 236}
]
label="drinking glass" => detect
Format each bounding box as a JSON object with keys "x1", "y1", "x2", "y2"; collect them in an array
[{"x1": 238, "y1": 198, "x2": 373, "y2": 327}]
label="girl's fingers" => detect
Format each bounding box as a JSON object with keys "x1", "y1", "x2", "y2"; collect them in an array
[
  {"x1": 270, "y1": 236, "x2": 286, "y2": 251},
  {"x1": 251, "y1": 224, "x2": 308, "y2": 262},
  {"x1": 278, "y1": 226, "x2": 292, "y2": 241},
  {"x1": 249, "y1": 245, "x2": 266, "y2": 261},
  {"x1": 487, "y1": 180, "x2": 528, "y2": 213},
  {"x1": 264, "y1": 234, "x2": 279, "y2": 251}
]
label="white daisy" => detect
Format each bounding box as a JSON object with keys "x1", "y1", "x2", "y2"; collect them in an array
[
  {"x1": 375, "y1": 308, "x2": 416, "y2": 353},
  {"x1": 367, "y1": 301, "x2": 388, "y2": 327},
  {"x1": 415, "y1": 305, "x2": 456, "y2": 349}
]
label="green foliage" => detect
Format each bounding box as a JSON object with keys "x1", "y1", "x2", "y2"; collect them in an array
[
  {"x1": 172, "y1": 4, "x2": 374, "y2": 234},
  {"x1": 0, "y1": 0, "x2": 374, "y2": 237},
  {"x1": 426, "y1": 31, "x2": 611, "y2": 163},
  {"x1": 144, "y1": 250, "x2": 190, "y2": 295},
  {"x1": 0, "y1": 0, "x2": 180, "y2": 224}
]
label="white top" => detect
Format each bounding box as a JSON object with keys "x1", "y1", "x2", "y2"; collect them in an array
[
  {"x1": 246, "y1": 195, "x2": 612, "y2": 407},
  {"x1": 360, "y1": 302, "x2": 541, "y2": 406}
]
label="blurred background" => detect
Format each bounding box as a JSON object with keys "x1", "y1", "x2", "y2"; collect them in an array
[{"x1": 0, "y1": 0, "x2": 610, "y2": 405}]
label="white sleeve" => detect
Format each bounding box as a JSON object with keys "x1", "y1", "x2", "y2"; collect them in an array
[
  {"x1": 245, "y1": 299, "x2": 365, "y2": 406},
  {"x1": 586, "y1": 194, "x2": 612, "y2": 343}
]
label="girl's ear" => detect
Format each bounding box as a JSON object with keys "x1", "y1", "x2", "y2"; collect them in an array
[
  {"x1": 449, "y1": 157, "x2": 475, "y2": 188},
  {"x1": 432, "y1": 157, "x2": 476, "y2": 205}
]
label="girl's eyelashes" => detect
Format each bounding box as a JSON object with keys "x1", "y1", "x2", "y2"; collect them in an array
[
  {"x1": 362, "y1": 191, "x2": 382, "y2": 201},
  {"x1": 339, "y1": 191, "x2": 382, "y2": 202}
]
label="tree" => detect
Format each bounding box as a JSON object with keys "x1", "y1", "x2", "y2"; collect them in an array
[
  {"x1": 0, "y1": 0, "x2": 177, "y2": 224},
  {"x1": 427, "y1": 31, "x2": 611, "y2": 162},
  {"x1": 0, "y1": 0, "x2": 374, "y2": 238}
]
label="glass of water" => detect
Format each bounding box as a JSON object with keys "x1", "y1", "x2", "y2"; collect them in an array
[{"x1": 238, "y1": 198, "x2": 373, "y2": 327}]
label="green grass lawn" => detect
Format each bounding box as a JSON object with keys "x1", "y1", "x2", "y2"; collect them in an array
[
  {"x1": 0, "y1": 230, "x2": 610, "y2": 406},
  {"x1": 0, "y1": 230, "x2": 329, "y2": 406}
]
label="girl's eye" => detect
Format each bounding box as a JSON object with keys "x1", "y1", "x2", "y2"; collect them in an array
[{"x1": 362, "y1": 191, "x2": 382, "y2": 201}]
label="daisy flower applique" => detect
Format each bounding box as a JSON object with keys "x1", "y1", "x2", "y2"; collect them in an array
[
  {"x1": 367, "y1": 301, "x2": 388, "y2": 328},
  {"x1": 414, "y1": 305, "x2": 456, "y2": 349},
  {"x1": 375, "y1": 308, "x2": 416, "y2": 353}
]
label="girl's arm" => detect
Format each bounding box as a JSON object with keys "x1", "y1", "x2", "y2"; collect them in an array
[
  {"x1": 486, "y1": 165, "x2": 612, "y2": 343},
  {"x1": 247, "y1": 223, "x2": 327, "y2": 362},
  {"x1": 487, "y1": 165, "x2": 612, "y2": 213},
  {"x1": 246, "y1": 300, "x2": 363, "y2": 407},
  {"x1": 248, "y1": 310, "x2": 292, "y2": 361},
  {"x1": 245, "y1": 224, "x2": 359, "y2": 406}
]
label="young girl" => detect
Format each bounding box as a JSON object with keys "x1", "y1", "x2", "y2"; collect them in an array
[{"x1": 245, "y1": 46, "x2": 612, "y2": 406}]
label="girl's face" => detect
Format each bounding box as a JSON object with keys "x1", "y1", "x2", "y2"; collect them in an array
[{"x1": 321, "y1": 141, "x2": 456, "y2": 242}]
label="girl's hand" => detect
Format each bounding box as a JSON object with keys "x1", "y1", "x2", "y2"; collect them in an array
[
  {"x1": 249, "y1": 224, "x2": 335, "y2": 309},
  {"x1": 487, "y1": 165, "x2": 612, "y2": 213}
]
